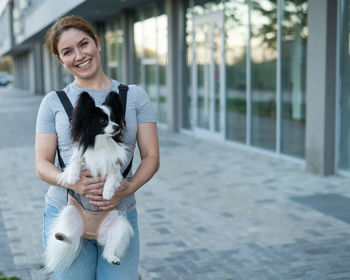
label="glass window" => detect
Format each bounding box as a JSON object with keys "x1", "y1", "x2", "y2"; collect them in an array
[
  {"x1": 225, "y1": 0, "x2": 248, "y2": 143},
  {"x1": 183, "y1": 1, "x2": 193, "y2": 129},
  {"x1": 280, "y1": 0, "x2": 307, "y2": 158},
  {"x1": 133, "y1": 17, "x2": 143, "y2": 85},
  {"x1": 193, "y1": 0, "x2": 223, "y2": 14},
  {"x1": 339, "y1": 0, "x2": 350, "y2": 170},
  {"x1": 157, "y1": 13, "x2": 168, "y2": 123},
  {"x1": 196, "y1": 22, "x2": 211, "y2": 129},
  {"x1": 133, "y1": 4, "x2": 168, "y2": 124},
  {"x1": 105, "y1": 19, "x2": 123, "y2": 81},
  {"x1": 250, "y1": 0, "x2": 277, "y2": 151}
]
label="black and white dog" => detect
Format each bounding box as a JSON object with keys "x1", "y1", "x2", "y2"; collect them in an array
[{"x1": 45, "y1": 91, "x2": 134, "y2": 272}]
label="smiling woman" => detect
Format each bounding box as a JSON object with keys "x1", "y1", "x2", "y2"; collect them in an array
[
  {"x1": 57, "y1": 29, "x2": 103, "y2": 85},
  {"x1": 45, "y1": 16, "x2": 108, "y2": 90},
  {"x1": 36, "y1": 15, "x2": 159, "y2": 280}
]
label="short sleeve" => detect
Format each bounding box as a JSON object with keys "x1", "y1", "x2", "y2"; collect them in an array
[
  {"x1": 135, "y1": 86, "x2": 157, "y2": 123},
  {"x1": 36, "y1": 93, "x2": 57, "y2": 134}
]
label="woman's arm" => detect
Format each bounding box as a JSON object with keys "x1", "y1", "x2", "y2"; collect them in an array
[
  {"x1": 89, "y1": 122, "x2": 160, "y2": 210},
  {"x1": 35, "y1": 133, "x2": 105, "y2": 195},
  {"x1": 35, "y1": 133, "x2": 62, "y2": 185},
  {"x1": 128, "y1": 122, "x2": 160, "y2": 190}
]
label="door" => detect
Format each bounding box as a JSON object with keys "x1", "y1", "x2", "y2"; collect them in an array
[{"x1": 192, "y1": 11, "x2": 225, "y2": 139}]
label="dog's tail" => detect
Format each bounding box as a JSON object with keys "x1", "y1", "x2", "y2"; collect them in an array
[{"x1": 44, "y1": 205, "x2": 83, "y2": 272}]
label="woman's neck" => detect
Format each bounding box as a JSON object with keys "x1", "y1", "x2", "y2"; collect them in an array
[{"x1": 74, "y1": 72, "x2": 112, "y2": 91}]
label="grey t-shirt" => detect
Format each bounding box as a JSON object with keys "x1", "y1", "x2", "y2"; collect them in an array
[{"x1": 36, "y1": 80, "x2": 156, "y2": 212}]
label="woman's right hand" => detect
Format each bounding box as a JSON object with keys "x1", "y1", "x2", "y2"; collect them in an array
[{"x1": 67, "y1": 170, "x2": 105, "y2": 196}]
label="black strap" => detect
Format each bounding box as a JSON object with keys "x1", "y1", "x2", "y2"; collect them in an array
[
  {"x1": 118, "y1": 84, "x2": 128, "y2": 114},
  {"x1": 118, "y1": 84, "x2": 133, "y2": 178},
  {"x1": 56, "y1": 91, "x2": 72, "y2": 170},
  {"x1": 56, "y1": 90, "x2": 73, "y2": 121},
  {"x1": 55, "y1": 86, "x2": 133, "y2": 178}
]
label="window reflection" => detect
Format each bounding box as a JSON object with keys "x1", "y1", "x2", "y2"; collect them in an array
[
  {"x1": 225, "y1": 0, "x2": 248, "y2": 143},
  {"x1": 184, "y1": 2, "x2": 193, "y2": 129},
  {"x1": 251, "y1": 0, "x2": 277, "y2": 151},
  {"x1": 196, "y1": 23, "x2": 211, "y2": 129},
  {"x1": 105, "y1": 20, "x2": 123, "y2": 81},
  {"x1": 133, "y1": 4, "x2": 168, "y2": 124},
  {"x1": 193, "y1": 0, "x2": 223, "y2": 15},
  {"x1": 281, "y1": 0, "x2": 307, "y2": 158},
  {"x1": 182, "y1": 0, "x2": 307, "y2": 159}
]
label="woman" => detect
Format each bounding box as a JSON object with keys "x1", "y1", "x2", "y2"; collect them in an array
[{"x1": 35, "y1": 15, "x2": 159, "y2": 280}]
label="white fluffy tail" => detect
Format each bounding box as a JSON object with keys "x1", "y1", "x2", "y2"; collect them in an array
[
  {"x1": 45, "y1": 205, "x2": 84, "y2": 272},
  {"x1": 98, "y1": 210, "x2": 134, "y2": 264}
]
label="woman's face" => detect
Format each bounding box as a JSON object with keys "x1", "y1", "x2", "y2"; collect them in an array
[{"x1": 57, "y1": 28, "x2": 102, "y2": 81}]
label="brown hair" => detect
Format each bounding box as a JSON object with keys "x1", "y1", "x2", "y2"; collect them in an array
[{"x1": 44, "y1": 15, "x2": 97, "y2": 61}]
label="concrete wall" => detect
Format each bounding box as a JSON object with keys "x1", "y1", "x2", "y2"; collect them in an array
[
  {"x1": 14, "y1": 0, "x2": 86, "y2": 45},
  {"x1": 305, "y1": 0, "x2": 337, "y2": 175}
]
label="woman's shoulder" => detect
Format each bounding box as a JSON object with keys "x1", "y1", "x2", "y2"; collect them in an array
[
  {"x1": 40, "y1": 84, "x2": 75, "y2": 109},
  {"x1": 40, "y1": 90, "x2": 59, "y2": 106},
  {"x1": 125, "y1": 84, "x2": 148, "y2": 99}
]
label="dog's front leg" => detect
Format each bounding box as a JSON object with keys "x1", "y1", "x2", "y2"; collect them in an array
[
  {"x1": 58, "y1": 148, "x2": 82, "y2": 186},
  {"x1": 103, "y1": 164, "x2": 123, "y2": 200}
]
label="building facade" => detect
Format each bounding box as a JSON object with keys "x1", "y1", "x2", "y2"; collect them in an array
[{"x1": 0, "y1": 0, "x2": 347, "y2": 175}]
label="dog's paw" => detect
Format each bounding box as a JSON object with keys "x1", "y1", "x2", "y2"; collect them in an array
[
  {"x1": 55, "y1": 232, "x2": 72, "y2": 244},
  {"x1": 107, "y1": 255, "x2": 121, "y2": 265},
  {"x1": 66, "y1": 172, "x2": 80, "y2": 185},
  {"x1": 59, "y1": 170, "x2": 79, "y2": 186},
  {"x1": 103, "y1": 187, "x2": 115, "y2": 200}
]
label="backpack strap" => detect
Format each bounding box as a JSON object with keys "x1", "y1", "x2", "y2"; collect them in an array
[
  {"x1": 56, "y1": 91, "x2": 73, "y2": 170},
  {"x1": 118, "y1": 84, "x2": 133, "y2": 178},
  {"x1": 56, "y1": 90, "x2": 73, "y2": 121},
  {"x1": 118, "y1": 84, "x2": 128, "y2": 116}
]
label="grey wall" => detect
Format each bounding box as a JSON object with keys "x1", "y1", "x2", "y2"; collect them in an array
[{"x1": 305, "y1": 0, "x2": 337, "y2": 175}]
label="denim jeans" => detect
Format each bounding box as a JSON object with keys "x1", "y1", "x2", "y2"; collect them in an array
[{"x1": 43, "y1": 203, "x2": 140, "y2": 280}]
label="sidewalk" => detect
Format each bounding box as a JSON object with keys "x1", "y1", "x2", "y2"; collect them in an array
[{"x1": 1, "y1": 86, "x2": 350, "y2": 280}]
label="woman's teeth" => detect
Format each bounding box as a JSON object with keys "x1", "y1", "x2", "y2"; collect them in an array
[{"x1": 78, "y1": 60, "x2": 91, "y2": 68}]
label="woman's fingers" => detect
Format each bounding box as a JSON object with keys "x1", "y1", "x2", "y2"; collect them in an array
[{"x1": 90, "y1": 199, "x2": 115, "y2": 210}]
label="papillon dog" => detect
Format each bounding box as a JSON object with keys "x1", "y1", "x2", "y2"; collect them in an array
[{"x1": 45, "y1": 91, "x2": 134, "y2": 272}]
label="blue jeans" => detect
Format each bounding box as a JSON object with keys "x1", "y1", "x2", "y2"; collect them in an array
[{"x1": 43, "y1": 203, "x2": 140, "y2": 280}]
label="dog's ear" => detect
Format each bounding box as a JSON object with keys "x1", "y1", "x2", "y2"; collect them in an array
[
  {"x1": 103, "y1": 91, "x2": 125, "y2": 128},
  {"x1": 76, "y1": 91, "x2": 95, "y2": 112},
  {"x1": 71, "y1": 91, "x2": 96, "y2": 142}
]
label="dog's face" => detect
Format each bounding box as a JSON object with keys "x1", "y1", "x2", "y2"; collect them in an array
[{"x1": 71, "y1": 91, "x2": 125, "y2": 153}]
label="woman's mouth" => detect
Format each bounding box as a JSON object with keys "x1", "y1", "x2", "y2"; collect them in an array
[{"x1": 76, "y1": 59, "x2": 91, "y2": 68}]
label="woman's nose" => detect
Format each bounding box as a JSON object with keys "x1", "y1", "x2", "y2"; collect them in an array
[{"x1": 75, "y1": 49, "x2": 85, "y2": 61}]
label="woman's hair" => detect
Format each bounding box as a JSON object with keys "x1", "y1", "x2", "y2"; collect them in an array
[{"x1": 44, "y1": 15, "x2": 97, "y2": 60}]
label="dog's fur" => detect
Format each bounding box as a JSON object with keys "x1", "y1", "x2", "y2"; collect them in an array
[{"x1": 45, "y1": 91, "x2": 134, "y2": 272}]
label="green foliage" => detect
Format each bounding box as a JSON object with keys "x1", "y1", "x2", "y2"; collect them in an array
[
  {"x1": 0, "y1": 271, "x2": 21, "y2": 280},
  {"x1": 252, "y1": 0, "x2": 307, "y2": 50}
]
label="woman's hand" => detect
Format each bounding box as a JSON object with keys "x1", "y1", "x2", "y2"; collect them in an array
[
  {"x1": 68, "y1": 170, "x2": 105, "y2": 196},
  {"x1": 86, "y1": 179, "x2": 132, "y2": 211}
]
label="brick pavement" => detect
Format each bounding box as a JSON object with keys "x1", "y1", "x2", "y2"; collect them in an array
[{"x1": 1, "y1": 86, "x2": 350, "y2": 279}]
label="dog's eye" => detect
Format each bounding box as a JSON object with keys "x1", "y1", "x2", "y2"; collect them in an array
[{"x1": 100, "y1": 118, "x2": 108, "y2": 126}]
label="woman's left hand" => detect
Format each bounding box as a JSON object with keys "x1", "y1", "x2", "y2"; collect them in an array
[{"x1": 86, "y1": 180, "x2": 132, "y2": 211}]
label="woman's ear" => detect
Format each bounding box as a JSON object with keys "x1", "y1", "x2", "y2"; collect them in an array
[{"x1": 95, "y1": 34, "x2": 101, "y2": 52}]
